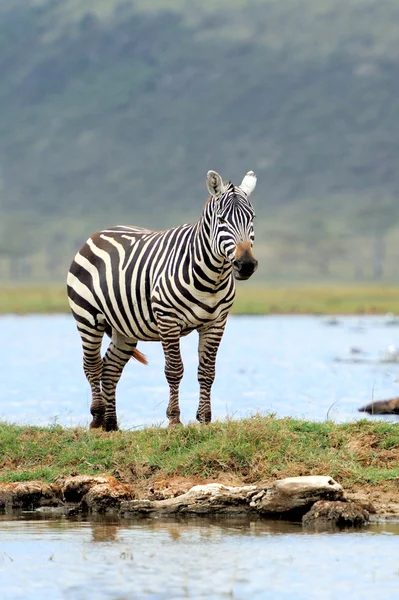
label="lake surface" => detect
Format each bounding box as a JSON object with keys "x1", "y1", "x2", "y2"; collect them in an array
[
  {"x1": 1, "y1": 514, "x2": 399, "y2": 600},
  {"x1": 1, "y1": 314, "x2": 399, "y2": 427},
  {"x1": 1, "y1": 315, "x2": 399, "y2": 599}
]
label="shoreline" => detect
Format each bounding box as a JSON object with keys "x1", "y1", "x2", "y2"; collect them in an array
[
  {"x1": 0, "y1": 417, "x2": 397, "y2": 528},
  {"x1": 0, "y1": 475, "x2": 398, "y2": 527}
]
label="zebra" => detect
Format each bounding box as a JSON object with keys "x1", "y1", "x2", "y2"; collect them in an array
[{"x1": 67, "y1": 169, "x2": 258, "y2": 430}]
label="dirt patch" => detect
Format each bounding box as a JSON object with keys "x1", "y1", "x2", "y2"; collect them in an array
[
  {"x1": 345, "y1": 485, "x2": 399, "y2": 518},
  {"x1": 0, "y1": 481, "x2": 61, "y2": 509}
]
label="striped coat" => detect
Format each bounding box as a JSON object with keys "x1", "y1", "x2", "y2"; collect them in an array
[{"x1": 67, "y1": 170, "x2": 258, "y2": 429}]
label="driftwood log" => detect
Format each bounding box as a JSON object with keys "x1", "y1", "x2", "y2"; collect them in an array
[{"x1": 120, "y1": 476, "x2": 343, "y2": 518}]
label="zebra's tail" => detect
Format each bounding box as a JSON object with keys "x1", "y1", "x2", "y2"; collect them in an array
[
  {"x1": 104, "y1": 324, "x2": 148, "y2": 365},
  {"x1": 132, "y1": 348, "x2": 148, "y2": 365}
]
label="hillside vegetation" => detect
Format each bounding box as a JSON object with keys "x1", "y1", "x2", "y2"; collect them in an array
[{"x1": 1, "y1": 0, "x2": 399, "y2": 282}]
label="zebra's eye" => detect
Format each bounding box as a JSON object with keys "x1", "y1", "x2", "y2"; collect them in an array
[{"x1": 217, "y1": 215, "x2": 226, "y2": 224}]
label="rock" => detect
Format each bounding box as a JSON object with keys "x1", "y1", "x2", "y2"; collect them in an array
[
  {"x1": 121, "y1": 476, "x2": 343, "y2": 518},
  {"x1": 302, "y1": 500, "x2": 370, "y2": 530},
  {"x1": 80, "y1": 479, "x2": 135, "y2": 513},
  {"x1": 61, "y1": 474, "x2": 125, "y2": 502},
  {"x1": 249, "y1": 476, "x2": 343, "y2": 516},
  {"x1": 358, "y1": 398, "x2": 399, "y2": 415},
  {"x1": 0, "y1": 481, "x2": 61, "y2": 510}
]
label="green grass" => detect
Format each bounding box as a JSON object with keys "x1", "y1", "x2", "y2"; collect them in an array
[
  {"x1": 1, "y1": 284, "x2": 399, "y2": 315},
  {"x1": 0, "y1": 416, "x2": 398, "y2": 490}
]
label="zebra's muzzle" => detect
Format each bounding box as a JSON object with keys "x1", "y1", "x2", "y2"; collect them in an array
[{"x1": 232, "y1": 256, "x2": 258, "y2": 280}]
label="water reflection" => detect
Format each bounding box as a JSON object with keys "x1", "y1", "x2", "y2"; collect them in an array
[
  {"x1": 0, "y1": 511, "x2": 306, "y2": 540},
  {"x1": 11, "y1": 511, "x2": 399, "y2": 535},
  {"x1": 0, "y1": 515, "x2": 399, "y2": 600}
]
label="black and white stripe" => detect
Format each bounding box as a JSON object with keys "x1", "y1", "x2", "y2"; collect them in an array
[{"x1": 67, "y1": 170, "x2": 258, "y2": 429}]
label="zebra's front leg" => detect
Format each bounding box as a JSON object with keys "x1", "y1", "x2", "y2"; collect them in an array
[
  {"x1": 197, "y1": 321, "x2": 227, "y2": 424},
  {"x1": 158, "y1": 318, "x2": 184, "y2": 426}
]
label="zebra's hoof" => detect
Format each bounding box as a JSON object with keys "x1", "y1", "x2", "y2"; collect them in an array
[
  {"x1": 196, "y1": 411, "x2": 211, "y2": 424},
  {"x1": 90, "y1": 418, "x2": 104, "y2": 429},
  {"x1": 168, "y1": 420, "x2": 183, "y2": 428},
  {"x1": 104, "y1": 419, "x2": 119, "y2": 432}
]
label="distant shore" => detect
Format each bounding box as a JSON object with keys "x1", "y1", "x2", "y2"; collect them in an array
[{"x1": 1, "y1": 284, "x2": 399, "y2": 315}]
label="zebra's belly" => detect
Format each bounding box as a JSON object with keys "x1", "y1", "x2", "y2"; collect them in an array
[
  {"x1": 102, "y1": 288, "x2": 232, "y2": 341},
  {"x1": 99, "y1": 294, "x2": 160, "y2": 341}
]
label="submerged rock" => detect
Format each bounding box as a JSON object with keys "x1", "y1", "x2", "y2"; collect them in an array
[{"x1": 302, "y1": 500, "x2": 370, "y2": 531}]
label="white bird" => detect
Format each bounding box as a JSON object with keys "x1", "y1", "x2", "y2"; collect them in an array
[{"x1": 380, "y1": 345, "x2": 399, "y2": 363}]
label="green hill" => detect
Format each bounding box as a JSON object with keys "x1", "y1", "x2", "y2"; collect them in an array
[{"x1": 1, "y1": 0, "x2": 399, "y2": 282}]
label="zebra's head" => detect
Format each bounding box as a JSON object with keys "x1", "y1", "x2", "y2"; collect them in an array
[{"x1": 206, "y1": 170, "x2": 258, "y2": 280}]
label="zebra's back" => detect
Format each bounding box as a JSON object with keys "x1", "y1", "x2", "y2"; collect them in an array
[{"x1": 67, "y1": 223, "x2": 233, "y2": 342}]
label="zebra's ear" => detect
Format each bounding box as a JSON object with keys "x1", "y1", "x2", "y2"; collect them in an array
[
  {"x1": 206, "y1": 171, "x2": 225, "y2": 198},
  {"x1": 239, "y1": 171, "x2": 257, "y2": 196}
]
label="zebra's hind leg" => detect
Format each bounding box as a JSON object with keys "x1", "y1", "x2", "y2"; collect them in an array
[
  {"x1": 101, "y1": 331, "x2": 138, "y2": 432},
  {"x1": 78, "y1": 322, "x2": 107, "y2": 429}
]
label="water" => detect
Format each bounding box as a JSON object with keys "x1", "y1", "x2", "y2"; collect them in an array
[
  {"x1": 1, "y1": 315, "x2": 399, "y2": 598},
  {"x1": 1, "y1": 314, "x2": 399, "y2": 427},
  {"x1": 0, "y1": 514, "x2": 398, "y2": 600}
]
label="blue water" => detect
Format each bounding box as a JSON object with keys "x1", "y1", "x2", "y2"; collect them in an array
[
  {"x1": 0, "y1": 515, "x2": 398, "y2": 600},
  {"x1": 1, "y1": 314, "x2": 399, "y2": 427},
  {"x1": 1, "y1": 315, "x2": 399, "y2": 599}
]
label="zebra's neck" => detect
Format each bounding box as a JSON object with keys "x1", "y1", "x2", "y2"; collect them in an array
[{"x1": 187, "y1": 208, "x2": 233, "y2": 293}]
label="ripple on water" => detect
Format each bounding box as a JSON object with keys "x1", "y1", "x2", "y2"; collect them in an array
[
  {"x1": 1, "y1": 314, "x2": 399, "y2": 427},
  {"x1": 0, "y1": 516, "x2": 399, "y2": 600}
]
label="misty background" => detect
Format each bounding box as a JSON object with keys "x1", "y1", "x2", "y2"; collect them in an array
[{"x1": 0, "y1": 0, "x2": 398, "y2": 283}]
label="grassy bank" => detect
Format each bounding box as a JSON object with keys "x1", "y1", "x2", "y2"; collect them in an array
[
  {"x1": 0, "y1": 416, "x2": 398, "y2": 491},
  {"x1": 0, "y1": 285, "x2": 67, "y2": 314},
  {"x1": 1, "y1": 284, "x2": 399, "y2": 315},
  {"x1": 234, "y1": 284, "x2": 399, "y2": 315}
]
